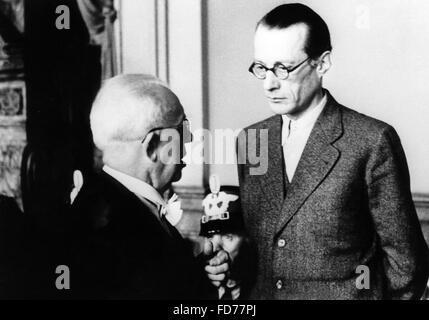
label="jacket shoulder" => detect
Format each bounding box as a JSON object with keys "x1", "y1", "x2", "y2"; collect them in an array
[
  {"x1": 340, "y1": 104, "x2": 394, "y2": 136},
  {"x1": 70, "y1": 173, "x2": 118, "y2": 230},
  {"x1": 334, "y1": 103, "x2": 404, "y2": 157}
]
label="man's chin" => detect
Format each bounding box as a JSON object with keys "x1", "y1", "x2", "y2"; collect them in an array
[{"x1": 268, "y1": 101, "x2": 296, "y2": 115}]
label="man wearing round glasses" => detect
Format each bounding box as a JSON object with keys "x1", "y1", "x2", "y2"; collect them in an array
[{"x1": 233, "y1": 3, "x2": 428, "y2": 300}]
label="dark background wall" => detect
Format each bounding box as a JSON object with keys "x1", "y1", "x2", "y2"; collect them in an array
[{"x1": 23, "y1": 0, "x2": 101, "y2": 232}]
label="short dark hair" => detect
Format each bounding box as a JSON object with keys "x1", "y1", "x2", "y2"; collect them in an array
[{"x1": 257, "y1": 3, "x2": 332, "y2": 59}]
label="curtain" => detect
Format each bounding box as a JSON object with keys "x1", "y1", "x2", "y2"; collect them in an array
[{"x1": 77, "y1": 0, "x2": 117, "y2": 79}]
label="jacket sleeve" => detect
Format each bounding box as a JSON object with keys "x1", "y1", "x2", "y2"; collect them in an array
[{"x1": 366, "y1": 125, "x2": 429, "y2": 299}]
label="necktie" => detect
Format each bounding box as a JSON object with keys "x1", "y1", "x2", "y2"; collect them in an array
[
  {"x1": 282, "y1": 148, "x2": 290, "y2": 196},
  {"x1": 283, "y1": 119, "x2": 294, "y2": 182},
  {"x1": 283, "y1": 119, "x2": 292, "y2": 185}
]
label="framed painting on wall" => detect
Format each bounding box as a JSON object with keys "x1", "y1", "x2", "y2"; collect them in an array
[{"x1": 0, "y1": 80, "x2": 26, "y2": 125}]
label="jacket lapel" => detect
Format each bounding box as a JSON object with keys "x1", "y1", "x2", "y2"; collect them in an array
[
  {"x1": 100, "y1": 171, "x2": 177, "y2": 239},
  {"x1": 257, "y1": 115, "x2": 285, "y2": 217},
  {"x1": 274, "y1": 93, "x2": 343, "y2": 236}
]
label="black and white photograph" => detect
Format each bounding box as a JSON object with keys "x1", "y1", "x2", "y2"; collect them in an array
[{"x1": 0, "y1": 0, "x2": 429, "y2": 306}]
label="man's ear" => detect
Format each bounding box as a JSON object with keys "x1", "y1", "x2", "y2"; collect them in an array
[
  {"x1": 316, "y1": 51, "x2": 332, "y2": 76},
  {"x1": 142, "y1": 131, "x2": 160, "y2": 162}
]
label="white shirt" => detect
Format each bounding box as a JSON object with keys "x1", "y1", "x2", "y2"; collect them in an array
[
  {"x1": 103, "y1": 165, "x2": 166, "y2": 218},
  {"x1": 281, "y1": 94, "x2": 327, "y2": 182}
]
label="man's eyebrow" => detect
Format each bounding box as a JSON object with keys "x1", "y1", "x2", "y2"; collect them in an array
[
  {"x1": 170, "y1": 113, "x2": 185, "y2": 125},
  {"x1": 253, "y1": 59, "x2": 296, "y2": 66},
  {"x1": 276, "y1": 60, "x2": 297, "y2": 66},
  {"x1": 253, "y1": 59, "x2": 266, "y2": 65}
]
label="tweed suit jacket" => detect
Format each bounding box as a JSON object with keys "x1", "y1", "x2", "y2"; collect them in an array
[{"x1": 237, "y1": 91, "x2": 429, "y2": 300}]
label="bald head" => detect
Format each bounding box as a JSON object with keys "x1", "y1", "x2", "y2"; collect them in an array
[{"x1": 90, "y1": 74, "x2": 184, "y2": 158}]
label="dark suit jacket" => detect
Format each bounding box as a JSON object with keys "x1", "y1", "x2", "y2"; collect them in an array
[
  {"x1": 237, "y1": 91, "x2": 429, "y2": 300},
  {"x1": 64, "y1": 172, "x2": 215, "y2": 299}
]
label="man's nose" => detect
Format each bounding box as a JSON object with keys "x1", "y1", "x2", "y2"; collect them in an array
[{"x1": 263, "y1": 70, "x2": 280, "y2": 92}]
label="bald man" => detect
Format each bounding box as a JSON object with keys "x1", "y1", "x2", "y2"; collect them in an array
[{"x1": 65, "y1": 74, "x2": 216, "y2": 299}]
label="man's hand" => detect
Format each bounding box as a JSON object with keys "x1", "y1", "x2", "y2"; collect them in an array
[
  {"x1": 226, "y1": 279, "x2": 241, "y2": 300},
  {"x1": 203, "y1": 238, "x2": 230, "y2": 288}
]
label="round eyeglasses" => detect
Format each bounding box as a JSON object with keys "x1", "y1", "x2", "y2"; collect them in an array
[{"x1": 248, "y1": 57, "x2": 311, "y2": 80}]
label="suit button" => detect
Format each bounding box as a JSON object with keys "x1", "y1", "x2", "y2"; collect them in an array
[
  {"x1": 277, "y1": 239, "x2": 286, "y2": 247},
  {"x1": 276, "y1": 280, "x2": 283, "y2": 290}
]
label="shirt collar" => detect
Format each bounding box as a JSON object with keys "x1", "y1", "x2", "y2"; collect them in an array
[
  {"x1": 282, "y1": 93, "x2": 327, "y2": 128},
  {"x1": 281, "y1": 93, "x2": 327, "y2": 143},
  {"x1": 103, "y1": 165, "x2": 166, "y2": 208}
]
